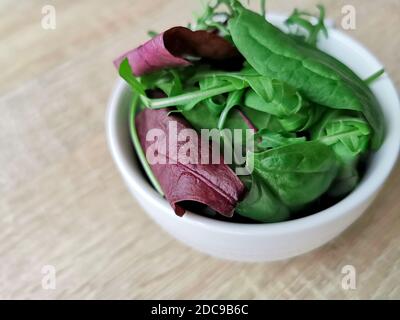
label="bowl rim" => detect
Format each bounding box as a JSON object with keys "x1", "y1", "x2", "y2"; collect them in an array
[{"x1": 106, "y1": 20, "x2": 400, "y2": 236}]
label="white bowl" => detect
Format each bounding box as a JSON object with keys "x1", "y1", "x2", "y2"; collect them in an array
[{"x1": 106, "y1": 15, "x2": 400, "y2": 261}]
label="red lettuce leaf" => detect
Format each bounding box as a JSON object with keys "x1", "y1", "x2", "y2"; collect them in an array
[
  {"x1": 114, "y1": 27, "x2": 243, "y2": 76},
  {"x1": 135, "y1": 108, "x2": 245, "y2": 217}
]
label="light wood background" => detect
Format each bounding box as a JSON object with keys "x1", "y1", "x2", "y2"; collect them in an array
[{"x1": 1, "y1": 0, "x2": 399, "y2": 300}]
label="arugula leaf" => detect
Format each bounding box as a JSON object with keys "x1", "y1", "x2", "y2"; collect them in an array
[
  {"x1": 140, "y1": 69, "x2": 184, "y2": 97},
  {"x1": 252, "y1": 130, "x2": 306, "y2": 151},
  {"x1": 285, "y1": 5, "x2": 328, "y2": 46},
  {"x1": 161, "y1": 70, "x2": 184, "y2": 96},
  {"x1": 311, "y1": 110, "x2": 371, "y2": 197},
  {"x1": 243, "y1": 82, "x2": 302, "y2": 117},
  {"x1": 120, "y1": 59, "x2": 239, "y2": 112},
  {"x1": 147, "y1": 30, "x2": 158, "y2": 38},
  {"x1": 190, "y1": 66, "x2": 305, "y2": 121},
  {"x1": 119, "y1": 59, "x2": 146, "y2": 96},
  {"x1": 192, "y1": 0, "x2": 234, "y2": 38},
  {"x1": 312, "y1": 110, "x2": 371, "y2": 162}
]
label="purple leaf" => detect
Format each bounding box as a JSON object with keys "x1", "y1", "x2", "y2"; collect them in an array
[
  {"x1": 135, "y1": 108, "x2": 245, "y2": 217},
  {"x1": 114, "y1": 27, "x2": 242, "y2": 76}
]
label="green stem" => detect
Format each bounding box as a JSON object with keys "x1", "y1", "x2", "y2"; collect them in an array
[
  {"x1": 147, "y1": 30, "x2": 158, "y2": 38},
  {"x1": 188, "y1": 70, "x2": 256, "y2": 84},
  {"x1": 364, "y1": 69, "x2": 385, "y2": 85},
  {"x1": 261, "y1": 0, "x2": 267, "y2": 17},
  {"x1": 218, "y1": 105, "x2": 236, "y2": 130},
  {"x1": 145, "y1": 84, "x2": 240, "y2": 109},
  {"x1": 217, "y1": 89, "x2": 244, "y2": 129},
  {"x1": 318, "y1": 129, "x2": 368, "y2": 145},
  {"x1": 129, "y1": 94, "x2": 164, "y2": 196}
]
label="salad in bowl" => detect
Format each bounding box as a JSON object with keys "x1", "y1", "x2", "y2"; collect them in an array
[{"x1": 107, "y1": 0, "x2": 399, "y2": 260}]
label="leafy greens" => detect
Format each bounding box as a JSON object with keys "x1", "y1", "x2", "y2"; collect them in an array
[{"x1": 114, "y1": 0, "x2": 385, "y2": 223}]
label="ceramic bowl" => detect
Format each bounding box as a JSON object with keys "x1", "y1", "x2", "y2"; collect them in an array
[{"x1": 106, "y1": 15, "x2": 400, "y2": 261}]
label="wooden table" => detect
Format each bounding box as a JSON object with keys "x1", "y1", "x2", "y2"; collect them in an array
[{"x1": 1, "y1": 0, "x2": 399, "y2": 299}]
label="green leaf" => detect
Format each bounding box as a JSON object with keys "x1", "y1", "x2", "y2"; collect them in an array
[
  {"x1": 312, "y1": 110, "x2": 371, "y2": 162},
  {"x1": 228, "y1": 3, "x2": 384, "y2": 149},
  {"x1": 147, "y1": 30, "x2": 158, "y2": 38},
  {"x1": 248, "y1": 141, "x2": 338, "y2": 207},
  {"x1": 243, "y1": 82, "x2": 302, "y2": 117},
  {"x1": 236, "y1": 173, "x2": 290, "y2": 223},
  {"x1": 285, "y1": 5, "x2": 328, "y2": 46},
  {"x1": 244, "y1": 76, "x2": 273, "y2": 102},
  {"x1": 139, "y1": 69, "x2": 186, "y2": 97},
  {"x1": 327, "y1": 159, "x2": 359, "y2": 197},
  {"x1": 191, "y1": 66, "x2": 305, "y2": 120},
  {"x1": 159, "y1": 69, "x2": 184, "y2": 96},
  {"x1": 275, "y1": 109, "x2": 309, "y2": 132},
  {"x1": 191, "y1": 0, "x2": 233, "y2": 37},
  {"x1": 118, "y1": 58, "x2": 146, "y2": 96},
  {"x1": 203, "y1": 95, "x2": 226, "y2": 114},
  {"x1": 311, "y1": 110, "x2": 370, "y2": 197}
]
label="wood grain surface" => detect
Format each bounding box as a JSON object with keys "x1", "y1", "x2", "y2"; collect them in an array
[{"x1": 0, "y1": 0, "x2": 399, "y2": 299}]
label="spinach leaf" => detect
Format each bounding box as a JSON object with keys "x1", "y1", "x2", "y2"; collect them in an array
[
  {"x1": 327, "y1": 159, "x2": 359, "y2": 197},
  {"x1": 236, "y1": 174, "x2": 290, "y2": 223},
  {"x1": 247, "y1": 141, "x2": 338, "y2": 208},
  {"x1": 228, "y1": 2, "x2": 384, "y2": 149}
]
